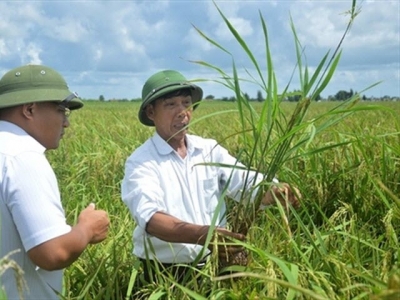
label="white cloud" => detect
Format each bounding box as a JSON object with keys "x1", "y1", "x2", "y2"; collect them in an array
[
  {"x1": 0, "y1": 40, "x2": 8, "y2": 57},
  {"x1": 289, "y1": 2, "x2": 350, "y2": 48},
  {"x1": 23, "y1": 43, "x2": 42, "y2": 65},
  {"x1": 215, "y1": 17, "x2": 254, "y2": 41},
  {"x1": 44, "y1": 19, "x2": 90, "y2": 43},
  {"x1": 346, "y1": 1, "x2": 399, "y2": 48},
  {"x1": 184, "y1": 27, "x2": 214, "y2": 53},
  {"x1": 0, "y1": 0, "x2": 398, "y2": 99}
]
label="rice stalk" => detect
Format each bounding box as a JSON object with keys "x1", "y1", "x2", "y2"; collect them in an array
[{"x1": 0, "y1": 250, "x2": 25, "y2": 300}]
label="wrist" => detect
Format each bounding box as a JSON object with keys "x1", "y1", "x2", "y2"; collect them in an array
[{"x1": 196, "y1": 225, "x2": 211, "y2": 246}]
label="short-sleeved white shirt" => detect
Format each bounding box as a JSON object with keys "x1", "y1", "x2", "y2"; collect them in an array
[
  {"x1": 121, "y1": 133, "x2": 262, "y2": 263},
  {"x1": 0, "y1": 121, "x2": 71, "y2": 300}
]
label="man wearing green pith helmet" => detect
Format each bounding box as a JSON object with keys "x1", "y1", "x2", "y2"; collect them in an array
[
  {"x1": 0, "y1": 64, "x2": 110, "y2": 299},
  {"x1": 121, "y1": 70, "x2": 301, "y2": 284}
]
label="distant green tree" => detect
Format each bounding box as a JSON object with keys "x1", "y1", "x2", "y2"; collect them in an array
[
  {"x1": 287, "y1": 90, "x2": 302, "y2": 102},
  {"x1": 256, "y1": 90, "x2": 263, "y2": 102},
  {"x1": 99, "y1": 95, "x2": 105, "y2": 102},
  {"x1": 244, "y1": 93, "x2": 250, "y2": 102},
  {"x1": 205, "y1": 95, "x2": 215, "y2": 100},
  {"x1": 334, "y1": 89, "x2": 354, "y2": 101}
]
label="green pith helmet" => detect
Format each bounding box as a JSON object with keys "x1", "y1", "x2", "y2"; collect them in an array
[
  {"x1": 139, "y1": 70, "x2": 203, "y2": 126},
  {"x1": 0, "y1": 64, "x2": 83, "y2": 110}
]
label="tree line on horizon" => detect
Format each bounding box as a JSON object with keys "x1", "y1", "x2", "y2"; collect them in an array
[{"x1": 97, "y1": 88, "x2": 399, "y2": 102}]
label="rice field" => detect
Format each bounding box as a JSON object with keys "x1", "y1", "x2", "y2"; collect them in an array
[
  {"x1": 2, "y1": 1, "x2": 399, "y2": 298},
  {"x1": 47, "y1": 99, "x2": 400, "y2": 299}
]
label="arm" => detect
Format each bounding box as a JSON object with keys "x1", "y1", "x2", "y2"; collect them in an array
[
  {"x1": 27, "y1": 203, "x2": 109, "y2": 271},
  {"x1": 146, "y1": 211, "x2": 245, "y2": 257},
  {"x1": 146, "y1": 211, "x2": 209, "y2": 245},
  {"x1": 7, "y1": 152, "x2": 109, "y2": 271}
]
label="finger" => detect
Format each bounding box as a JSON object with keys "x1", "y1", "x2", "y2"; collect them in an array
[
  {"x1": 229, "y1": 246, "x2": 245, "y2": 254},
  {"x1": 232, "y1": 232, "x2": 246, "y2": 241},
  {"x1": 277, "y1": 185, "x2": 289, "y2": 197},
  {"x1": 295, "y1": 188, "x2": 302, "y2": 201},
  {"x1": 283, "y1": 185, "x2": 296, "y2": 201},
  {"x1": 283, "y1": 185, "x2": 289, "y2": 201},
  {"x1": 275, "y1": 185, "x2": 289, "y2": 205},
  {"x1": 290, "y1": 188, "x2": 301, "y2": 208},
  {"x1": 218, "y1": 245, "x2": 244, "y2": 258}
]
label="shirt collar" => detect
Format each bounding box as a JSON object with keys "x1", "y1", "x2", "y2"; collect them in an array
[
  {"x1": 151, "y1": 132, "x2": 203, "y2": 156},
  {"x1": 0, "y1": 120, "x2": 46, "y2": 153}
]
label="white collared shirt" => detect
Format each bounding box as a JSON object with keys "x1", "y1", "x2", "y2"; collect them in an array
[
  {"x1": 0, "y1": 121, "x2": 71, "y2": 300},
  {"x1": 121, "y1": 132, "x2": 262, "y2": 263}
]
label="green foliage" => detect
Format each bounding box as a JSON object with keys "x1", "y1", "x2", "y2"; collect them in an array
[
  {"x1": 334, "y1": 89, "x2": 355, "y2": 101},
  {"x1": 16, "y1": 0, "x2": 399, "y2": 298},
  {"x1": 44, "y1": 98, "x2": 400, "y2": 299}
]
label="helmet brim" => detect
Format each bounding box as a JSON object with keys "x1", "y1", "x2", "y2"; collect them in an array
[{"x1": 0, "y1": 88, "x2": 83, "y2": 110}]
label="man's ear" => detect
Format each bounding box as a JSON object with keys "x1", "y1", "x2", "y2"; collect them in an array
[
  {"x1": 21, "y1": 103, "x2": 35, "y2": 119},
  {"x1": 145, "y1": 104, "x2": 155, "y2": 122}
]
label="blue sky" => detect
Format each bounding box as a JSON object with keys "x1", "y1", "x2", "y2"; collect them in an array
[{"x1": 0, "y1": 0, "x2": 399, "y2": 100}]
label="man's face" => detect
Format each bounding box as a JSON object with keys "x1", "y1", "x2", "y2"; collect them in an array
[
  {"x1": 146, "y1": 94, "x2": 193, "y2": 146},
  {"x1": 30, "y1": 101, "x2": 70, "y2": 149}
]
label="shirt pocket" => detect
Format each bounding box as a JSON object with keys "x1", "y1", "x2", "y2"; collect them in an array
[{"x1": 201, "y1": 176, "x2": 220, "y2": 214}]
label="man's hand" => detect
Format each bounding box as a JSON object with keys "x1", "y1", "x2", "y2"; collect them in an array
[
  {"x1": 146, "y1": 213, "x2": 246, "y2": 260},
  {"x1": 261, "y1": 183, "x2": 301, "y2": 209},
  {"x1": 208, "y1": 227, "x2": 246, "y2": 260},
  {"x1": 77, "y1": 203, "x2": 110, "y2": 244},
  {"x1": 27, "y1": 203, "x2": 109, "y2": 271}
]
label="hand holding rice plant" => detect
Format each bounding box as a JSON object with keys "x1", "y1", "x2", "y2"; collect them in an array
[
  {"x1": 208, "y1": 227, "x2": 246, "y2": 262},
  {"x1": 260, "y1": 183, "x2": 301, "y2": 209}
]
